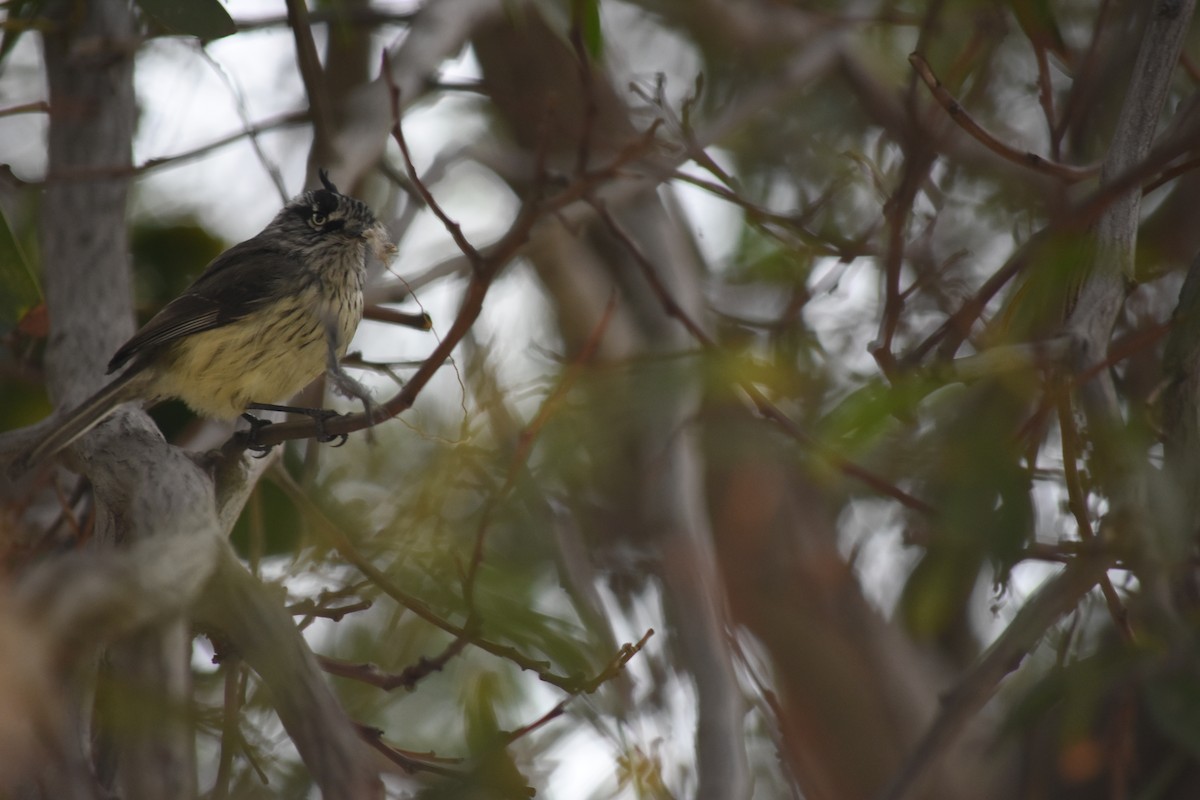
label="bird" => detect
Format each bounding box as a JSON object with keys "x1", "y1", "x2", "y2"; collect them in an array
[{"x1": 15, "y1": 170, "x2": 395, "y2": 470}]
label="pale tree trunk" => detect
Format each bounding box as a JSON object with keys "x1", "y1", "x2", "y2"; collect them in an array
[{"x1": 39, "y1": 1, "x2": 197, "y2": 797}]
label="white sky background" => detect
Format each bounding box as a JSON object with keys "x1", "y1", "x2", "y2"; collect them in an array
[{"x1": 0, "y1": 0, "x2": 1073, "y2": 796}]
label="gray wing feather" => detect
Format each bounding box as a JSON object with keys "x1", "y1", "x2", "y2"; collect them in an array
[{"x1": 108, "y1": 237, "x2": 304, "y2": 372}]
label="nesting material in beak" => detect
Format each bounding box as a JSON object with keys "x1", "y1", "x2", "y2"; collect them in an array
[{"x1": 366, "y1": 222, "x2": 398, "y2": 263}]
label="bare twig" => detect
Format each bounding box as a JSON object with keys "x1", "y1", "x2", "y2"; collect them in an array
[
  {"x1": 285, "y1": 0, "x2": 332, "y2": 149},
  {"x1": 386, "y1": 65, "x2": 484, "y2": 268},
  {"x1": 909, "y1": 52, "x2": 1097, "y2": 183},
  {"x1": 210, "y1": 658, "x2": 245, "y2": 800},
  {"x1": 318, "y1": 636, "x2": 468, "y2": 691},
  {"x1": 362, "y1": 304, "x2": 432, "y2": 330},
  {"x1": 592, "y1": 201, "x2": 932, "y2": 513},
  {"x1": 197, "y1": 46, "x2": 289, "y2": 202},
  {"x1": 1056, "y1": 394, "x2": 1134, "y2": 642},
  {"x1": 871, "y1": 148, "x2": 936, "y2": 379},
  {"x1": 0, "y1": 100, "x2": 49, "y2": 118},
  {"x1": 288, "y1": 597, "x2": 372, "y2": 623},
  {"x1": 32, "y1": 111, "x2": 309, "y2": 184},
  {"x1": 357, "y1": 724, "x2": 465, "y2": 777}
]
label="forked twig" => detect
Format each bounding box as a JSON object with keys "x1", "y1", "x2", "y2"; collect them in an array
[
  {"x1": 909, "y1": 52, "x2": 1097, "y2": 183},
  {"x1": 592, "y1": 200, "x2": 931, "y2": 513}
]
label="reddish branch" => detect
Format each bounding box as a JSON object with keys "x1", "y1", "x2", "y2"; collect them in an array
[
  {"x1": 318, "y1": 640, "x2": 467, "y2": 691},
  {"x1": 908, "y1": 52, "x2": 1097, "y2": 183}
]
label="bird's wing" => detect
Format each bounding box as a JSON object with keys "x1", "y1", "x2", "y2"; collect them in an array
[{"x1": 107, "y1": 238, "x2": 303, "y2": 373}]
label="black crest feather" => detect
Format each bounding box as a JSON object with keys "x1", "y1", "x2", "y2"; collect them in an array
[{"x1": 318, "y1": 168, "x2": 339, "y2": 195}]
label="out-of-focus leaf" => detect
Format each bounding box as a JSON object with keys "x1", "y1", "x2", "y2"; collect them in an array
[
  {"x1": 130, "y1": 219, "x2": 225, "y2": 311},
  {"x1": 1005, "y1": 647, "x2": 1135, "y2": 740},
  {"x1": 727, "y1": 227, "x2": 814, "y2": 285},
  {"x1": 1010, "y1": 0, "x2": 1071, "y2": 64},
  {"x1": 617, "y1": 743, "x2": 675, "y2": 800},
  {"x1": 576, "y1": 0, "x2": 603, "y2": 59},
  {"x1": 135, "y1": 0, "x2": 236, "y2": 40},
  {"x1": 818, "y1": 375, "x2": 940, "y2": 455},
  {"x1": 0, "y1": 205, "x2": 40, "y2": 329},
  {"x1": 1146, "y1": 671, "x2": 1200, "y2": 759},
  {"x1": 230, "y1": 480, "x2": 302, "y2": 558},
  {"x1": 418, "y1": 674, "x2": 532, "y2": 800},
  {"x1": 994, "y1": 233, "x2": 1092, "y2": 342},
  {"x1": 897, "y1": 546, "x2": 983, "y2": 651},
  {"x1": 0, "y1": 0, "x2": 44, "y2": 67}
]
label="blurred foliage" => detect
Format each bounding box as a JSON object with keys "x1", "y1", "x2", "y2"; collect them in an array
[
  {"x1": 129, "y1": 218, "x2": 226, "y2": 312},
  {"x1": 134, "y1": 0, "x2": 236, "y2": 40},
  {"x1": 0, "y1": 205, "x2": 38, "y2": 329}
]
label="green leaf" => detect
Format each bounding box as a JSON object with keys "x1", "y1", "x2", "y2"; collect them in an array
[
  {"x1": 1009, "y1": 0, "x2": 1069, "y2": 62},
  {"x1": 0, "y1": 205, "x2": 40, "y2": 328},
  {"x1": 577, "y1": 0, "x2": 602, "y2": 60},
  {"x1": 135, "y1": 0, "x2": 237, "y2": 41},
  {"x1": 0, "y1": 0, "x2": 45, "y2": 68}
]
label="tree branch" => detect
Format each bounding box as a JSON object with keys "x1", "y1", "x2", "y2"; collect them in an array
[{"x1": 193, "y1": 549, "x2": 383, "y2": 799}]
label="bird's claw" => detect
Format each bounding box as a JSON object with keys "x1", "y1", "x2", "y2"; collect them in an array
[
  {"x1": 311, "y1": 409, "x2": 348, "y2": 447},
  {"x1": 240, "y1": 413, "x2": 277, "y2": 457}
]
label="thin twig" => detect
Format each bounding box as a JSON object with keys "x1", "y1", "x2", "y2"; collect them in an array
[
  {"x1": 356, "y1": 724, "x2": 464, "y2": 777},
  {"x1": 35, "y1": 111, "x2": 309, "y2": 183},
  {"x1": 503, "y1": 700, "x2": 568, "y2": 745},
  {"x1": 871, "y1": 152, "x2": 937, "y2": 380},
  {"x1": 196, "y1": 46, "x2": 289, "y2": 203},
  {"x1": 1055, "y1": 393, "x2": 1134, "y2": 641},
  {"x1": 386, "y1": 61, "x2": 483, "y2": 268},
  {"x1": 318, "y1": 636, "x2": 467, "y2": 691},
  {"x1": 284, "y1": 0, "x2": 332, "y2": 150},
  {"x1": 210, "y1": 658, "x2": 245, "y2": 800},
  {"x1": 362, "y1": 305, "x2": 432, "y2": 330},
  {"x1": 272, "y1": 465, "x2": 651, "y2": 695},
  {"x1": 592, "y1": 200, "x2": 932, "y2": 513},
  {"x1": 909, "y1": 52, "x2": 1097, "y2": 182},
  {"x1": 0, "y1": 100, "x2": 49, "y2": 118}
]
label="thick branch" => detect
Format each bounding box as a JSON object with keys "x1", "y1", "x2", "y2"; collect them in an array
[
  {"x1": 881, "y1": 556, "x2": 1109, "y2": 800},
  {"x1": 193, "y1": 550, "x2": 382, "y2": 799},
  {"x1": 1066, "y1": 0, "x2": 1195, "y2": 434}
]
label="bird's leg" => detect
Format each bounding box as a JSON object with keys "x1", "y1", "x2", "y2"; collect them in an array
[
  {"x1": 324, "y1": 322, "x2": 377, "y2": 440},
  {"x1": 244, "y1": 403, "x2": 349, "y2": 447},
  {"x1": 325, "y1": 326, "x2": 374, "y2": 417}
]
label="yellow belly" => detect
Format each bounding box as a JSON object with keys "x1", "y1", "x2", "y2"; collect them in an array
[{"x1": 148, "y1": 288, "x2": 361, "y2": 419}]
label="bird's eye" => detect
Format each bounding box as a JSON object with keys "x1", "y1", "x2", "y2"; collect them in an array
[{"x1": 311, "y1": 212, "x2": 328, "y2": 226}]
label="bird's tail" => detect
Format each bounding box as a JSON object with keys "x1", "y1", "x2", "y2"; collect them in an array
[{"x1": 13, "y1": 367, "x2": 151, "y2": 472}]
